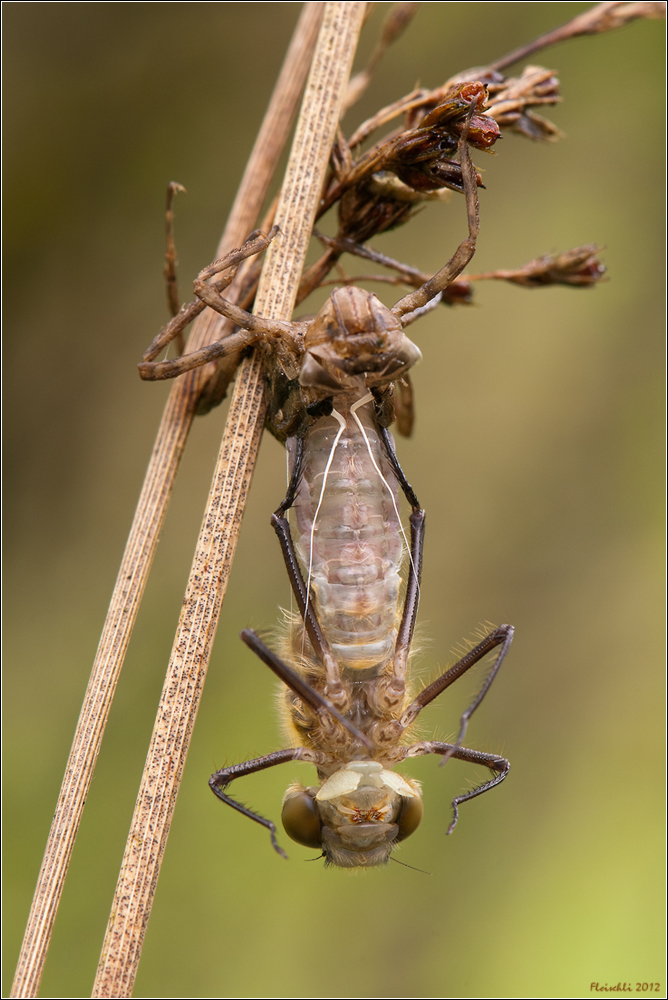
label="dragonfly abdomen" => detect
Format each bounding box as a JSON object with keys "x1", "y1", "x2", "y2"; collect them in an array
[{"x1": 291, "y1": 398, "x2": 404, "y2": 674}]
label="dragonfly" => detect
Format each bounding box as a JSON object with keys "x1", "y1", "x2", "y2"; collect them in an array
[{"x1": 139, "y1": 119, "x2": 513, "y2": 868}]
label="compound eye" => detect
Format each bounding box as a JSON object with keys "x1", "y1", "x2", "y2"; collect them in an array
[
  {"x1": 281, "y1": 788, "x2": 322, "y2": 849},
  {"x1": 395, "y1": 794, "x2": 424, "y2": 842}
]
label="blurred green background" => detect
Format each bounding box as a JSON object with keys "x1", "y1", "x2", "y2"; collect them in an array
[{"x1": 4, "y1": 3, "x2": 664, "y2": 997}]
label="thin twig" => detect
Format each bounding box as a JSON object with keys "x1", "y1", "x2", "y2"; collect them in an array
[
  {"x1": 91, "y1": 4, "x2": 366, "y2": 996},
  {"x1": 488, "y1": 0, "x2": 666, "y2": 71},
  {"x1": 10, "y1": 6, "x2": 322, "y2": 998},
  {"x1": 343, "y1": 2, "x2": 420, "y2": 112}
]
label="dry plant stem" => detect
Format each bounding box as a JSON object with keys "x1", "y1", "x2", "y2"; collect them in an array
[
  {"x1": 91, "y1": 4, "x2": 366, "y2": 997},
  {"x1": 10, "y1": 6, "x2": 322, "y2": 999},
  {"x1": 488, "y1": 1, "x2": 666, "y2": 71}
]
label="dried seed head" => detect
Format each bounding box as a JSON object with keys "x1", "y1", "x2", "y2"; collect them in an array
[
  {"x1": 338, "y1": 180, "x2": 416, "y2": 242},
  {"x1": 387, "y1": 157, "x2": 479, "y2": 195},
  {"x1": 485, "y1": 65, "x2": 563, "y2": 141},
  {"x1": 504, "y1": 245, "x2": 606, "y2": 287},
  {"x1": 417, "y1": 82, "x2": 502, "y2": 150},
  {"x1": 442, "y1": 277, "x2": 474, "y2": 305},
  {"x1": 507, "y1": 110, "x2": 564, "y2": 142},
  {"x1": 567, "y1": 1, "x2": 666, "y2": 36},
  {"x1": 327, "y1": 83, "x2": 499, "y2": 215},
  {"x1": 487, "y1": 65, "x2": 560, "y2": 106},
  {"x1": 374, "y1": 83, "x2": 499, "y2": 195}
]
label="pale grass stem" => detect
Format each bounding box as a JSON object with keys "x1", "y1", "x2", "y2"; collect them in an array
[
  {"x1": 91, "y1": 4, "x2": 366, "y2": 997},
  {"x1": 10, "y1": 5, "x2": 323, "y2": 997}
]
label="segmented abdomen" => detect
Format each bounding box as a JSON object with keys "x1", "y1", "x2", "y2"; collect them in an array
[{"x1": 289, "y1": 397, "x2": 403, "y2": 673}]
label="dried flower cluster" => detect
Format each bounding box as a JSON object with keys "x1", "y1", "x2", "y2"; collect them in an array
[{"x1": 139, "y1": 0, "x2": 664, "y2": 429}]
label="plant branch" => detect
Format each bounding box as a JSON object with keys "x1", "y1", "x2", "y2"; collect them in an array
[
  {"x1": 9, "y1": 6, "x2": 322, "y2": 999},
  {"x1": 489, "y1": 1, "x2": 666, "y2": 71}
]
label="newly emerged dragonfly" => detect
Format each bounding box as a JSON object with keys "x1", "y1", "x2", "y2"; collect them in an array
[{"x1": 139, "y1": 121, "x2": 513, "y2": 867}]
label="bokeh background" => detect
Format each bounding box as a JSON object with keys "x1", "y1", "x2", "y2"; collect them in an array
[{"x1": 4, "y1": 3, "x2": 664, "y2": 997}]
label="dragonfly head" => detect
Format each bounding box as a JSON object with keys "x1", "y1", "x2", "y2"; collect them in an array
[{"x1": 281, "y1": 761, "x2": 423, "y2": 868}]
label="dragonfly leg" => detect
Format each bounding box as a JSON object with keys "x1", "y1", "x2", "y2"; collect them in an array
[
  {"x1": 163, "y1": 182, "x2": 187, "y2": 348},
  {"x1": 209, "y1": 748, "x2": 305, "y2": 858},
  {"x1": 391, "y1": 103, "x2": 480, "y2": 322},
  {"x1": 401, "y1": 624, "x2": 514, "y2": 761},
  {"x1": 138, "y1": 227, "x2": 287, "y2": 381},
  {"x1": 394, "y1": 374, "x2": 415, "y2": 438},
  {"x1": 240, "y1": 630, "x2": 373, "y2": 751},
  {"x1": 270, "y1": 439, "x2": 348, "y2": 709},
  {"x1": 363, "y1": 426, "x2": 424, "y2": 711},
  {"x1": 403, "y1": 740, "x2": 509, "y2": 834}
]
